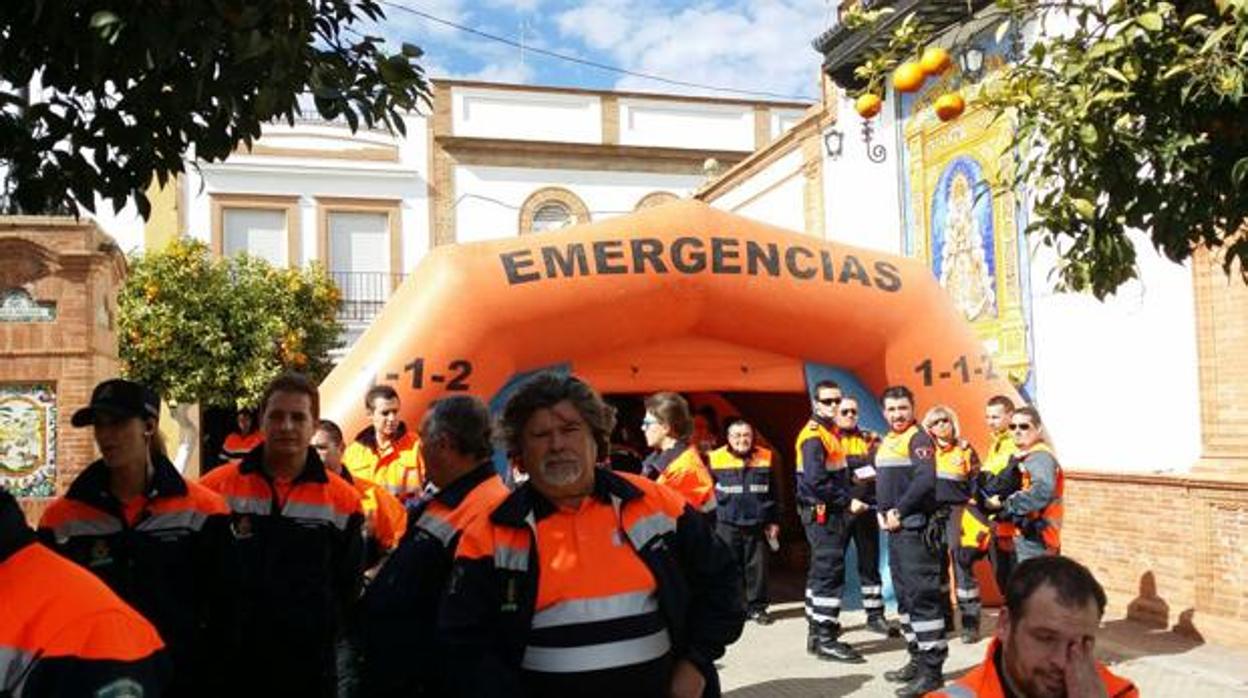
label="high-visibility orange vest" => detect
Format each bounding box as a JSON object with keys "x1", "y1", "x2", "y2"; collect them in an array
[
  {"x1": 935, "y1": 439, "x2": 978, "y2": 504},
  {"x1": 929, "y1": 637, "x2": 1137, "y2": 698},
  {"x1": 794, "y1": 420, "x2": 847, "y2": 474},
  {"x1": 1018, "y1": 442, "x2": 1064, "y2": 553},
  {"x1": 656, "y1": 444, "x2": 717, "y2": 514},
  {"x1": 343, "y1": 426, "x2": 426, "y2": 503},
  {"x1": 411, "y1": 472, "x2": 511, "y2": 552}
]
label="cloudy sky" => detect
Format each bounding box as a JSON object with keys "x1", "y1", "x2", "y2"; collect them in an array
[{"x1": 360, "y1": 0, "x2": 835, "y2": 102}]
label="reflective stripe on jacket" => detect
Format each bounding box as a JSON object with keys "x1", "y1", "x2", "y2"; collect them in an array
[
  {"x1": 1006, "y1": 443, "x2": 1064, "y2": 552},
  {"x1": 934, "y1": 439, "x2": 980, "y2": 505},
  {"x1": 440, "y1": 469, "x2": 744, "y2": 697},
  {"x1": 37, "y1": 456, "x2": 228, "y2": 696},
  {"x1": 361, "y1": 464, "x2": 509, "y2": 696},
  {"x1": 794, "y1": 418, "x2": 850, "y2": 509},
  {"x1": 708, "y1": 446, "x2": 775, "y2": 526},
  {"x1": 875, "y1": 424, "x2": 938, "y2": 526},
  {"x1": 343, "y1": 423, "x2": 426, "y2": 503},
  {"x1": 3, "y1": 495, "x2": 169, "y2": 698},
  {"x1": 199, "y1": 446, "x2": 364, "y2": 697},
  {"x1": 646, "y1": 442, "x2": 718, "y2": 515}
]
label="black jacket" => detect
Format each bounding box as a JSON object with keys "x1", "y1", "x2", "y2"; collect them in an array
[
  {"x1": 37, "y1": 456, "x2": 229, "y2": 698},
  {"x1": 439, "y1": 468, "x2": 744, "y2": 697},
  {"x1": 200, "y1": 446, "x2": 364, "y2": 698},
  {"x1": 875, "y1": 425, "x2": 938, "y2": 529}
]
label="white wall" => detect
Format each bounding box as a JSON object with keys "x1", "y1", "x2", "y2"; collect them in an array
[
  {"x1": 822, "y1": 93, "x2": 904, "y2": 254},
  {"x1": 453, "y1": 87, "x2": 601, "y2": 144},
  {"x1": 87, "y1": 195, "x2": 146, "y2": 255},
  {"x1": 1029, "y1": 230, "x2": 1202, "y2": 473},
  {"x1": 453, "y1": 165, "x2": 704, "y2": 243},
  {"x1": 618, "y1": 98, "x2": 756, "y2": 152},
  {"x1": 706, "y1": 149, "x2": 806, "y2": 234},
  {"x1": 771, "y1": 108, "x2": 808, "y2": 141}
]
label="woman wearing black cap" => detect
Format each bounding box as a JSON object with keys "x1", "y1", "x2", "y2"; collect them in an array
[{"x1": 37, "y1": 378, "x2": 232, "y2": 697}]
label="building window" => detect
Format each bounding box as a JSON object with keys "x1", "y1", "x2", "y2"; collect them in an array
[
  {"x1": 635, "y1": 191, "x2": 678, "y2": 210},
  {"x1": 532, "y1": 203, "x2": 573, "y2": 232},
  {"x1": 210, "y1": 194, "x2": 300, "y2": 267},
  {"x1": 518, "y1": 187, "x2": 590, "y2": 235},
  {"x1": 316, "y1": 198, "x2": 402, "y2": 325}
]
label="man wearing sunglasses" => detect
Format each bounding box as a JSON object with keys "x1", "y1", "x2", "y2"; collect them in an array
[
  {"x1": 833, "y1": 396, "x2": 895, "y2": 637},
  {"x1": 795, "y1": 380, "x2": 867, "y2": 663},
  {"x1": 984, "y1": 407, "x2": 1065, "y2": 564}
]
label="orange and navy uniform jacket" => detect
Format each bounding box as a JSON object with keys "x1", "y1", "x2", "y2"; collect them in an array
[
  {"x1": 334, "y1": 467, "x2": 407, "y2": 568},
  {"x1": 343, "y1": 423, "x2": 426, "y2": 504},
  {"x1": 934, "y1": 439, "x2": 982, "y2": 506},
  {"x1": 874, "y1": 424, "x2": 939, "y2": 527},
  {"x1": 37, "y1": 455, "x2": 229, "y2": 698},
  {"x1": 439, "y1": 468, "x2": 744, "y2": 698},
  {"x1": 795, "y1": 417, "x2": 851, "y2": 510},
  {"x1": 2, "y1": 491, "x2": 170, "y2": 697},
  {"x1": 1003, "y1": 443, "x2": 1064, "y2": 553},
  {"x1": 839, "y1": 427, "x2": 881, "y2": 505},
  {"x1": 199, "y1": 446, "x2": 364, "y2": 698},
  {"x1": 642, "y1": 441, "x2": 718, "y2": 518},
  {"x1": 708, "y1": 445, "x2": 776, "y2": 526},
  {"x1": 360, "y1": 464, "x2": 509, "y2": 696},
  {"x1": 218, "y1": 430, "x2": 263, "y2": 468},
  {"x1": 929, "y1": 637, "x2": 1138, "y2": 698}
]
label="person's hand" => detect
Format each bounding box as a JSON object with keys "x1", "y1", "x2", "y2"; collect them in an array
[
  {"x1": 1064, "y1": 638, "x2": 1109, "y2": 698},
  {"x1": 849, "y1": 499, "x2": 869, "y2": 515},
  {"x1": 985, "y1": 495, "x2": 1003, "y2": 511},
  {"x1": 884, "y1": 508, "x2": 902, "y2": 532},
  {"x1": 669, "y1": 658, "x2": 707, "y2": 698}
]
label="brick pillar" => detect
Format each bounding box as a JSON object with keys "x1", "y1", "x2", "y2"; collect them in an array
[
  {"x1": 0, "y1": 217, "x2": 126, "y2": 523},
  {"x1": 1191, "y1": 246, "x2": 1248, "y2": 479}
]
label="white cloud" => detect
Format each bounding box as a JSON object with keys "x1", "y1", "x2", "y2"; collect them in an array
[{"x1": 556, "y1": 0, "x2": 825, "y2": 101}]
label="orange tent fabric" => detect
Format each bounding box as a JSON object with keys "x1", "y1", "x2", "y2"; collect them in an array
[{"x1": 321, "y1": 200, "x2": 1018, "y2": 451}]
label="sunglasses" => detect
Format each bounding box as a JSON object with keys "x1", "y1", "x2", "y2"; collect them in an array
[
  {"x1": 1009, "y1": 423, "x2": 1034, "y2": 432},
  {"x1": 928, "y1": 417, "x2": 951, "y2": 427},
  {"x1": 839, "y1": 408, "x2": 858, "y2": 416},
  {"x1": 641, "y1": 418, "x2": 659, "y2": 428},
  {"x1": 816, "y1": 397, "x2": 842, "y2": 406}
]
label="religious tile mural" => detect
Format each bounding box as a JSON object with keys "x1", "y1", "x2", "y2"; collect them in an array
[
  {"x1": 899, "y1": 30, "x2": 1035, "y2": 390},
  {"x1": 0, "y1": 383, "x2": 57, "y2": 497}
]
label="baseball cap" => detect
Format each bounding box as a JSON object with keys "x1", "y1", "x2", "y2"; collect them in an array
[{"x1": 71, "y1": 379, "x2": 161, "y2": 427}]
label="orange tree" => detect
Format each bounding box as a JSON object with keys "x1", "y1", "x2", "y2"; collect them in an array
[
  {"x1": 849, "y1": 0, "x2": 1248, "y2": 298},
  {"x1": 117, "y1": 238, "x2": 342, "y2": 412}
]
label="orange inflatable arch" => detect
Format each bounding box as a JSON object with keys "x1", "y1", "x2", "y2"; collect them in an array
[{"x1": 321, "y1": 199, "x2": 1018, "y2": 448}]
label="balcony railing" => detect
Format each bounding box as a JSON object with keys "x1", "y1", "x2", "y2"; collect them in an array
[{"x1": 328, "y1": 271, "x2": 407, "y2": 325}]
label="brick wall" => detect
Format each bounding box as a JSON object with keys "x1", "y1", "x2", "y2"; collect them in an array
[
  {"x1": 1192, "y1": 247, "x2": 1248, "y2": 476},
  {"x1": 1063, "y1": 471, "x2": 1248, "y2": 648},
  {"x1": 0, "y1": 217, "x2": 126, "y2": 523}
]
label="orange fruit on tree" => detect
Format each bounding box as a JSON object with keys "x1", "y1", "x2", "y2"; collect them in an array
[
  {"x1": 934, "y1": 92, "x2": 966, "y2": 121},
  {"x1": 920, "y1": 47, "x2": 953, "y2": 77},
  {"x1": 855, "y1": 93, "x2": 883, "y2": 119},
  {"x1": 893, "y1": 61, "x2": 926, "y2": 93}
]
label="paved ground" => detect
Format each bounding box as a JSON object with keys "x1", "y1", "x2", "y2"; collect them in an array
[{"x1": 717, "y1": 601, "x2": 1248, "y2": 697}]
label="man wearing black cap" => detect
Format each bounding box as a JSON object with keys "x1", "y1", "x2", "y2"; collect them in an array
[{"x1": 39, "y1": 378, "x2": 232, "y2": 697}]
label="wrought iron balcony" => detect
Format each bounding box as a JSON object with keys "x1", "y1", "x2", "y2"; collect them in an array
[
  {"x1": 328, "y1": 271, "x2": 406, "y2": 325},
  {"x1": 812, "y1": 0, "x2": 995, "y2": 90}
]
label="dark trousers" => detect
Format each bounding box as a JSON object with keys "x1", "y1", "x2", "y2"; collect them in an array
[
  {"x1": 717, "y1": 521, "x2": 769, "y2": 613},
  {"x1": 889, "y1": 527, "x2": 948, "y2": 670},
  {"x1": 844, "y1": 510, "x2": 884, "y2": 619},
  {"x1": 945, "y1": 506, "x2": 982, "y2": 629},
  {"x1": 802, "y1": 507, "x2": 850, "y2": 632},
  {"x1": 989, "y1": 524, "x2": 1016, "y2": 597}
]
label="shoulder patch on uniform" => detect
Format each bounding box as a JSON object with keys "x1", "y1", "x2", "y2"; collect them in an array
[
  {"x1": 96, "y1": 678, "x2": 144, "y2": 698},
  {"x1": 914, "y1": 446, "x2": 933, "y2": 460}
]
